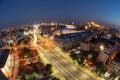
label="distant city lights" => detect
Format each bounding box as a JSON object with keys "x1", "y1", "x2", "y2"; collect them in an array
[{"x1": 33, "y1": 24, "x2": 39, "y2": 29}]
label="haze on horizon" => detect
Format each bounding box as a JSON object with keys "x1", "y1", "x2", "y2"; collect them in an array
[{"x1": 0, "y1": 0, "x2": 120, "y2": 29}]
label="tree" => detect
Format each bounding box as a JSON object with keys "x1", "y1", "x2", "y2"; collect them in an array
[
  {"x1": 22, "y1": 47, "x2": 31, "y2": 58},
  {"x1": 110, "y1": 72, "x2": 117, "y2": 79},
  {"x1": 51, "y1": 77, "x2": 60, "y2": 80},
  {"x1": 17, "y1": 37, "x2": 31, "y2": 45},
  {"x1": 45, "y1": 64, "x2": 53, "y2": 74},
  {"x1": 95, "y1": 62, "x2": 105, "y2": 75}
]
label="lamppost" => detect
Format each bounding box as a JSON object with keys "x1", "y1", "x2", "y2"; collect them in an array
[{"x1": 100, "y1": 45, "x2": 104, "y2": 51}]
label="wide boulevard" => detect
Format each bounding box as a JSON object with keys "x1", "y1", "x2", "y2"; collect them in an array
[{"x1": 37, "y1": 40, "x2": 101, "y2": 80}]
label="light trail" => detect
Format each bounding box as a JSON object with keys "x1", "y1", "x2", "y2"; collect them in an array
[
  {"x1": 33, "y1": 24, "x2": 39, "y2": 46},
  {"x1": 33, "y1": 33, "x2": 37, "y2": 46}
]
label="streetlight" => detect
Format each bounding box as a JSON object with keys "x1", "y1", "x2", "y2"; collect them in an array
[
  {"x1": 85, "y1": 26, "x2": 88, "y2": 29},
  {"x1": 100, "y1": 45, "x2": 104, "y2": 51}
]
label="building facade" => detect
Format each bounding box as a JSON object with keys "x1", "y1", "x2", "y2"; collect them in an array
[{"x1": 54, "y1": 30, "x2": 93, "y2": 50}]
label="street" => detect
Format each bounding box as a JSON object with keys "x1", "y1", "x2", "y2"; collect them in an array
[{"x1": 37, "y1": 44, "x2": 101, "y2": 80}]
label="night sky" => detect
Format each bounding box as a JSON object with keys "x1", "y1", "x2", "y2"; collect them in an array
[{"x1": 0, "y1": 0, "x2": 120, "y2": 29}]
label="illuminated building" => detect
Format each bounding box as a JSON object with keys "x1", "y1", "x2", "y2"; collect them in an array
[
  {"x1": 54, "y1": 30, "x2": 93, "y2": 50},
  {"x1": 106, "y1": 49, "x2": 120, "y2": 72},
  {"x1": 97, "y1": 43, "x2": 118, "y2": 65},
  {"x1": 65, "y1": 25, "x2": 75, "y2": 29}
]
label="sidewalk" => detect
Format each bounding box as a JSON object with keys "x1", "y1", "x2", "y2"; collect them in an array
[{"x1": 9, "y1": 54, "x2": 19, "y2": 80}]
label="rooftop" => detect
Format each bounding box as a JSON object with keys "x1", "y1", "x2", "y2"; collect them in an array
[{"x1": 55, "y1": 30, "x2": 84, "y2": 36}]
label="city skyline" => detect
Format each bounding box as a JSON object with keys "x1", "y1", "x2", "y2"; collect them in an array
[
  {"x1": 0, "y1": 0, "x2": 120, "y2": 29},
  {"x1": 0, "y1": 16, "x2": 120, "y2": 79}
]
